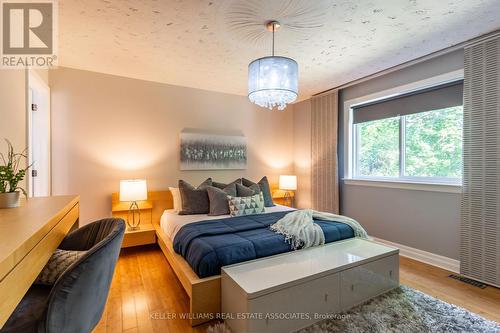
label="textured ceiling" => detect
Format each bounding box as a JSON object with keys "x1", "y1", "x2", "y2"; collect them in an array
[{"x1": 59, "y1": 0, "x2": 500, "y2": 101}]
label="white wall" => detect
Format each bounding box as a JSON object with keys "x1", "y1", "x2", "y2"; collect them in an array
[{"x1": 50, "y1": 67, "x2": 294, "y2": 225}]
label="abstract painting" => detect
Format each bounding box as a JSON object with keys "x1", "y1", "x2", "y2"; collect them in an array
[{"x1": 180, "y1": 129, "x2": 247, "y2": 170}]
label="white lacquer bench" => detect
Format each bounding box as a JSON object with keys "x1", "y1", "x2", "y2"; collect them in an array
[{"x1": 221, "y1": 238, "x2": 399, "y2": 333}]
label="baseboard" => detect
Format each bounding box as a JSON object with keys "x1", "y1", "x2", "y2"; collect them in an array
[{"x1": 372, "y1": 237, "x2": 460, "y2": 273}]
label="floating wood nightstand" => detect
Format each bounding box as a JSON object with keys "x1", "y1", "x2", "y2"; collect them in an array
[
  {"x1": 121, "y1": 224, "x2": 156, "y2": 248},
  {"x1": 272, "y1": 189, "x2": 295, "y2": 207},
  {"x1": 111, "y1": 193, "x2": 156, "y2": 248}
]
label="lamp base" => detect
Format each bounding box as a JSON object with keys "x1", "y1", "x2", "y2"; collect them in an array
[
  {"x1": 127, "y1": 201, "x2": 141, "y2": 230},
  {"x1": 284, "y1": 191, "x2": 294, "y2": 208},
  {"x1": 127, "y1": 225, "x2": 140, "y2": 231}
]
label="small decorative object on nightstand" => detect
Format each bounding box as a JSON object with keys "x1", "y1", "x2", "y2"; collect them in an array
[
  {"x1": 111, "y1": 189, "x2": 155, "y2": 248},
  {"x1": 279, "y1": 175, "x2": 297, "y2": 207},
  {"x1": 119, "y1": 179, "x2": 147, "y2": 231}
]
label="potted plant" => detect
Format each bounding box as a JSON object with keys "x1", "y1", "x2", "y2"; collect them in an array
[{"x1": 0, "y1": 139, "x2": 31, "y2": 208}]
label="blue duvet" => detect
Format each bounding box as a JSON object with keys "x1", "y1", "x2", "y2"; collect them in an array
[{"x1": 173, "y1": 211, "x2": 354, "y2": 278}]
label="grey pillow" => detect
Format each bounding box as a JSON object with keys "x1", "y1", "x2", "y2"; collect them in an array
[
  {"x1": 213, "y1": 178, "x2": 242, "y2": 190},
  {"x1": 178, "y1": 178, "x2": 212, "y2": 215},
  {"x1": 242, "y1": 176, "x2": 275, "y2": 207},
  {"x1": 35, "y1": 249, "x2": 86, "y2": 285},
  {"x1": 228, "y1": 192, "x2": 265, "y2": 217},
  {"x1": 206, "y1": 183, "x2": 237, "y2": 216},
  {"x1": 236, "y1": 183, "x2": 260, "y2": 197}
]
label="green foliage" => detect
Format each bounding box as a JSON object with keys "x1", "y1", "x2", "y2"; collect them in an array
[
  {"x1": 405, "y1": 106, "x2": 462, "y2": 178},
  {"x1": 357, "y1": 106, "x2": 463, "y2": 179},
  {"x1": 0, "y1": 139, "x2": 31, "y2": 196},
  {"x1": 358, "y1": 117, "x2": 399, "y2": 177}
]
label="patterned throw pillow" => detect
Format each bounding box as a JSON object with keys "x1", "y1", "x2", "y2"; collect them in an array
[
  {"x1": 228, "y1": 192, "x2": 265, "y2": 217},
  {"x1": 35, "y1": 249, "x2": 86, "y2": 285}
]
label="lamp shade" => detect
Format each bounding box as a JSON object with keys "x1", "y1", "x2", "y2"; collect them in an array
[
  {"x1": 279, "y1": 175, "x2": 297, "y2": 191},
  {"x1": 248, "y1": 56, "x2": 298, "y2": 110},
  {"x1": 119, "y1": 179, "x2": 147, "y2": 202}
]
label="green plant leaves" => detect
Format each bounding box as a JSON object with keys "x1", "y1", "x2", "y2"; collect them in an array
[{"x1": 0, "y1": 139, "x2": 31, "y2": 195}]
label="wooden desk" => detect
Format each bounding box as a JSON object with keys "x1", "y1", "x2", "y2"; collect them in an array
[{"x1": 0, "y1": 195, "x2": 79, "y2": 328}]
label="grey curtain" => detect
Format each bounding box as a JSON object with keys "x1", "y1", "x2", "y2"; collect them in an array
[
  {"x1": 311, "y1": 90, "x2": 339, "y2": 213},
  {"x1": 461, "y1": 35, "x2": 500, "y2": 287}
]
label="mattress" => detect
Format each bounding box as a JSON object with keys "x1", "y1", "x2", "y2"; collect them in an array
[{"x1": 160, "y1": 204, "x2": 294, "y2": 240}]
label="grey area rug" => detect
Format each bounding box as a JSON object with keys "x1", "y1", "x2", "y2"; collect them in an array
[{"x1": 207, "y1": 286, "x2": 500, "y2": 333}]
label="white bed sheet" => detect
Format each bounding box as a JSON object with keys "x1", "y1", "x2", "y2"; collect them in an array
[{"x1": 160, "y1": 204, "x2": 295, "y2": 240}]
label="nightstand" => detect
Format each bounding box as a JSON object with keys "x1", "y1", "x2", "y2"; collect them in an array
[
  {"x1": 272, "y1": 189, "x2": 295, "y2": 207},
  {"x1": 111, "y1": 193, "x2": 157, "y2": 248},
  {"x1": 121, "y1": 224, "x2": 156, "y2": 248}
]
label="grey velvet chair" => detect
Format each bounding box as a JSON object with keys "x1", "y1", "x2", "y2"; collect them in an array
[{"x1": 1, "y1": 218, "x2": 125, "y2": 333}]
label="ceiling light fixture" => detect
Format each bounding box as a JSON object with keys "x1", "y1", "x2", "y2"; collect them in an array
[{"x1": 248, "y1": 21, "x2": 298, "y2": 111}]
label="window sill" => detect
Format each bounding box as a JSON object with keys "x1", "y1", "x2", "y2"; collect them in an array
[{"x1": 343, "y1": 178, "x2": 462, "y2": 193}]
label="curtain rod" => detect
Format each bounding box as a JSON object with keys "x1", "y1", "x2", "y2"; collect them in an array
[{"x1": 312, "y1": 29, "x2": 500, "y2": 98}]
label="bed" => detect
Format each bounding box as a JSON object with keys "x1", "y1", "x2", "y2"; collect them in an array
[
  {"x1": 160, "y1": 204, "x2": 295, "y2": 240},
  {"x1": 112, "y1": 190, "x2": 355, "y2": 326},
  {"x1": 163, "y1": 208, "x2": 355, "y2": 278}
]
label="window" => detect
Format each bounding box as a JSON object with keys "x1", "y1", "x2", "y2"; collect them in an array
[
  {"x1": 352, "y1": 81, "x2": 463, "y2": 184},
  {"x1": 404, "y1": 107, "x2": 463, "y2": 179}
]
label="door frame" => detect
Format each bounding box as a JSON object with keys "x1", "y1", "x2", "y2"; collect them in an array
[{"x1": 27, "y1": 70, "x2": 51, "y2": 197}]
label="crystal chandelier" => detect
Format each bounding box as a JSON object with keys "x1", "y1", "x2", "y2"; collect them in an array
[{"x1": 248, "y1": 21, "x2": 298, "y2": 111}]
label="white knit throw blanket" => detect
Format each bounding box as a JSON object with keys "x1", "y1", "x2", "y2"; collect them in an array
[{"x1": 270, "y1": 209, "x2": 368, "y2": 250}]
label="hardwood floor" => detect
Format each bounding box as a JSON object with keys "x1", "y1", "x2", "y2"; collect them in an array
[
  {"x1": 94, "y1": 245, "x2": 500, "y2": 333},
  {"x1": 400, "y1": 256, "x2": 500, "y2": 323}
]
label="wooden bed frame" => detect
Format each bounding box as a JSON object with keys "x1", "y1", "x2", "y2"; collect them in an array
[
  {"x1": 112, "y1": 188, "x2": 291, "y2": 326},
  {"x1": 111, "y1": 191, "x2": 219, "y2": 326}
]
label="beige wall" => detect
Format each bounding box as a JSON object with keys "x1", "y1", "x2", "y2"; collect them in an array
[
  {"x1": 291, "y1": 50, "x2": 464, "y2": 260},
  {"x1": 340, "y1": 50, "x2": 464, "y2": 259},
  {"x1": 0, "y1": 70, "x2": 27, "y2": 190},
  {"x1": 0, "y1": 69, "x2": 49, "y2": 194},
  {"x1": 292, "y1": 99, "x2": 311, "y2": 208},
  {"x1": 50, "y1": 67, "x2": 294, "y2": 225},
  {"x1": 32, "y1": 69, "x2": 49, "y2": 85},
  {"x1": 0, "y1": 70, "x2": 26, "y2": 153}
]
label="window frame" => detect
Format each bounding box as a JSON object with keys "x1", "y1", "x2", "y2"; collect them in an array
[
  {"x1": 343, "y1": 70, "x2": 464, "y2": 189},
  {"x1": 353, "y1": 112, "x2": 462, "y2": 184}
]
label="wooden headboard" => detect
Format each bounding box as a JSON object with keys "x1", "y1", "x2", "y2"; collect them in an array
[
  {"x1": 111, "y1": 183, "x2": 292, "y2": 225},
  {"x1": 111, "y1": 191, "x2": 173, "y2": 226}
]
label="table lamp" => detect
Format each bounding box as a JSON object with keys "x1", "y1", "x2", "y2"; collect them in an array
[
  {"x1": 120, "y1": 179, "x2": 147, "y2": 230},
  {"x1": 279, "y1": 175, "x2": 297, "y2": 207}
]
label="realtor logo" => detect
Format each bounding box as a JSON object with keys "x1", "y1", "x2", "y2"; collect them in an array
[{"x1": 1, "y1": 0, "x2": 57, "y2": 68}]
